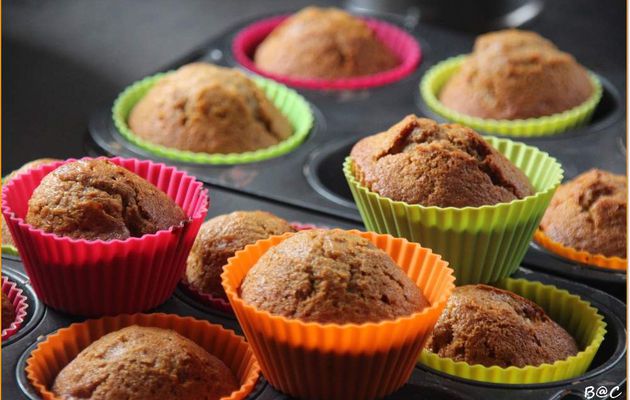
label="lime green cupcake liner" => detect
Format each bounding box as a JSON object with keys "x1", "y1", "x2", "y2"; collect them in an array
[
  {"x1": 344, "y1": 136, "x2": 564, "y2": 285},
  {"x1": 2, "y1": 244, "x2": 19, "y2": 257},
  {"x1": 420, "y1": 55, "x2": 603, "y2": 137},
  {"x1": 418, "y1": 278, "x2": 607, "y2": 384},
  {"x1": 112, "y1": 73, "x2": 313, "y2": 164}
]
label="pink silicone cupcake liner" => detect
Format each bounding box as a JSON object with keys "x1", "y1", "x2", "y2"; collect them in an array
[
  {"x1": 232, "y1": 15, "x2": 421, "y2": 90},
  {"x1": 179, "y1": 221, "x2": 322, "y2": 313},
  {"x1": 2, "y1": 276, "x2": 29, "y2": 341},
  {"x1": 1, "y1": 157, "x2": 209, "y2": 317}
]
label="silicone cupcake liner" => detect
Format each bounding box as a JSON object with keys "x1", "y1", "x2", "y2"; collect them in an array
[
  {"x1": 344, "y1": 136, "x2": 564, "y2": 285},
  {"x1": 419, "y1": 278, "x2": 607, "y2": 384},
  {"x1": 222, "y1": 230, "x2": 455, "y2": 400},
  {"x1": 25, "y1": 313, "x2": 260, "y2": 400},
  {"x1": 1, "y1": 157, "x2": 209, "y2": 316},
  {"x1": 2, "y1": 276, "x2": 29, "y2": 341},
  {"x1": 420, "y1": 55, "x2": 603, "y2": 136},
  {"x1": 179, "y1": 221, "x2": 321, "y2": 314},
  {"x1": 112, "y1": 73, "x2": 313, "y2": 164},
  {"x1": 534, "y1": 229, "x2": 627, "y2": 271},
  {"x1": 1, "y1": 243, "x2": 19, "y2": 257},
  {"x1": 232, "y1": 15, "x2": 421, "y2": 90}
]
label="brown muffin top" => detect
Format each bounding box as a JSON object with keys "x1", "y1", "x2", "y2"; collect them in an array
[
  {"x1": 26, "y1": 159, "x2": 186, "y2": 241},
  {"x1": 3, "y1": 158, "x2": 60, "y2": 247},
  {"x1": 254, "y1": 7, "x2": 399, "y2": 79},
  {"x1": 186, "y1": 210, "x2": 296, "y2": 298},
  {"x1": 425, "y1": 284, "x2": 578, "y2": 368},
  {"x1": 350, "y1": 115, "x2": 534, "y2": 207},
  {"x1": 52, "y1": 326, "x2": 238, "y2": 400},
  {"x1": 540, "y1": 169, "x2": 627, "y2": 258},
  {"x1": 2, "y1": 291, "x2": 15, "y2": 331},
  {"x1": 240, "y1": 229, "x2": 429, "y2": 324},
  {"x1": 439, "y1": 29, "x2": 593, "y2": 120},
  {"x1": 129, "y1": 63, "x2": 292, "y2": 155}
]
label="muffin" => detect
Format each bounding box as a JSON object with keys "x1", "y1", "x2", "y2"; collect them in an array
[
  {"x1": 241, "y1": 229, "x2": 429, "y2": 324},
  {"x1": 128, "y1": 63, "x2": 292, "y2": 155},
  {"x1": 350, "y1": 115, "x2": 534, "y2": 207},
  {"x1": 540, "y1": 169, "x2": 626, "y2": 258},
  {"x1": 2, "y1": 291, "x2": 15, "y2": 330},
  {"x1": 425, "y1": 284, "x2": 578, "y2": 368},
  {"x1": 52, "y1": 325, "x2": 239, "y2": 400},
  {"x1": 185, "y1": 210, "x2": 296, "y2": 298},
  {"x1": 254, "y1": 7, "x2": 399, "y2": 79},
  {"x1": 26, "y1": 159, "x2": 186, "y2": 241},
  {"x1": 2, "y1": 158, "x2": 59, "y2": 248},
  {"x1": 440, "y1": 29, "x2": 593, "y2": 120}
]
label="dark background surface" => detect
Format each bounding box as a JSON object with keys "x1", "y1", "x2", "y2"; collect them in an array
[{"x1": 2, "y1": 0, "x2": 626, "y2": 173}]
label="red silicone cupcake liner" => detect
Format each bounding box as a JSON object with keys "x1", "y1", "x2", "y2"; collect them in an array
[
  {"x1": 1, "y1": 157, "x2": 209, "y2": 317},
  {"x1": 232, "y1": 15, "x2": 421, "y2": 90},
  {"x1": 179, "y1": 221, "x2": 321, "y2": 313},
  {"x1": 2, "y1": 276, "x2": 29, "y2": 341}
]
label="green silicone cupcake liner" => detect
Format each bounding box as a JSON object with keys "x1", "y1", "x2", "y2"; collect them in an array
[
  {"x1": 418, "y1": 278, "x2": 607, "y2": 384},
  {"x1": 112, "y1": 73, "x2": 313, "y2": 164},
  {"x1": 1, "y1": 244, "x2": 19, "y2": 257},
  {"x1": 420, "y1": 55, "x2": 603, "y2": 137},
  {"x1": 344, "y1": 136, "x2": 564, "y2": 285}
]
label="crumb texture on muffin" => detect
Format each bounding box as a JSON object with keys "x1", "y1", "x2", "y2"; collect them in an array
[
  {"x1": 351, "y1": 115, "x2": 534, "y2": 207},
  {"x1": 240, "y1": 229, "x2": 428, "y2": 324},
  {"x1": 3, "y1": 158, "x2": 61, "y2": 247},
  {"x1": 254, "y1": 7, "x2": 398, "y2": 79},
  {"x1": 52, "y1": 326, "x2": 238, "y2": 400},
  {"x1": 440, "y1": 29, "x2": 593, "y2": 120},
  {"x1": 1, "y1": 291, "x2": 15, "y2": 330},
  {"x1": 26, "y1": 159, "x2": 186, "y2": 241},
  {"x1": 540, "y1": 169, "x2": 626, "y2": 258},
  {"x1": 425, "y1": 284, "x2": 578, "y2": 368},
  {"x1": 186, "y1": 210, "x2": 295, "y2": 298},
  {"x1": 129, "y1": 63, "x2": 292, "y2": 154}
]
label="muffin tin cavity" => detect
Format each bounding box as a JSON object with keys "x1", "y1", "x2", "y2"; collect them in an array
[
  {"x1": 2, "y1": 267, "x2": 44, "y2": 347},
  {"x1": 304, "y1": 137, "x2": 358, "y2": 208}
]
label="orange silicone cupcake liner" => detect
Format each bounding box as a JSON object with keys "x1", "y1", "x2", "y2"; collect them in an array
[
  {"x1": 534, "y1": 229, "x2": 627, "y2": 271},
  {"x1": 25, "y1": 313, "x2": 261, "y2": 400},
  {"x1": 222, "y1": 229, "x2": 456, "y2": 400}
]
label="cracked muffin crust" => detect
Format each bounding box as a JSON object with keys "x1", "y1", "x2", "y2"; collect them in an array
[
  {"x1": 185, "y1": 210, "x2": 295, "y2": 298},
  {"x1": 254, "y1": 7, "x2": 399, "y2": 79},
  {"x1": 26, "y1": 159, "x2": 186, "y2": 241},
  {"x1": 52, "y1": 326, "x2": 238, "y2": 400},
  {"x1": 240, "y1": 229, "x2": 429, "y2": 324},
  {"x1": 129, "y1": 63, "x2": 292, "y2": 154},
  {"x1": 424, "y1": 285, "x2": 578, "y2": 368},
  {"x1": 2, "y1": 158, "x2": 60, "y2": 248},
  {"x1": 350, "y1": 115, "x2": 534, "y2": 207},
  {"x1": 540, "y1": 169, "x2": 627, "y2": 258},
  {"x1": 440, "y1": 29, "x2": 593, "y2": 120},
  {"x1": 2, "y1": 291, "x2": 15, "y2": 330}
]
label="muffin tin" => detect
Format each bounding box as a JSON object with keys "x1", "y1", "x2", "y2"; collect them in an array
[
  {"x1": 4, "y1": 3, "x2": 627, "y2": 399},
  {"x1": 87, "y1": 8, "x2": 627, "y2": 300}
]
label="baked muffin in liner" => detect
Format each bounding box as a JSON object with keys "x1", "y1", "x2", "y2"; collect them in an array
[
  {"x1": 1, "y1": 157, "x2": 208, "y2": 316},
  {"x1": 25, "y1": 313, "x2": 260, "y2": 400},
  {"x1": 344, "y1": 136, "x2": 564, "y2": 285},
  {"x1": 419, "y1": 278, "x2": 606, "y2": 384},
  {"x1": 2, "y1": 276, "x2": 29, "y2": 341},
  {"x1": 534, "y1": 229, "x2": 627, "y2": 271},
  {"x1": 420, "y1": 56, "x2": 602, "y2": 136},
  {"x1": 113, "y1": 73, "x2": 313, "y2": 164},
  {"x1": 222, "y1": 230, "x2": 455, "y2": 400},
  {"x1": 232, "y1": 15, "x2": 421, "y2": 90},
  {"x1": 180, "y1": 221, "x2": 322, "y2": 314}
]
